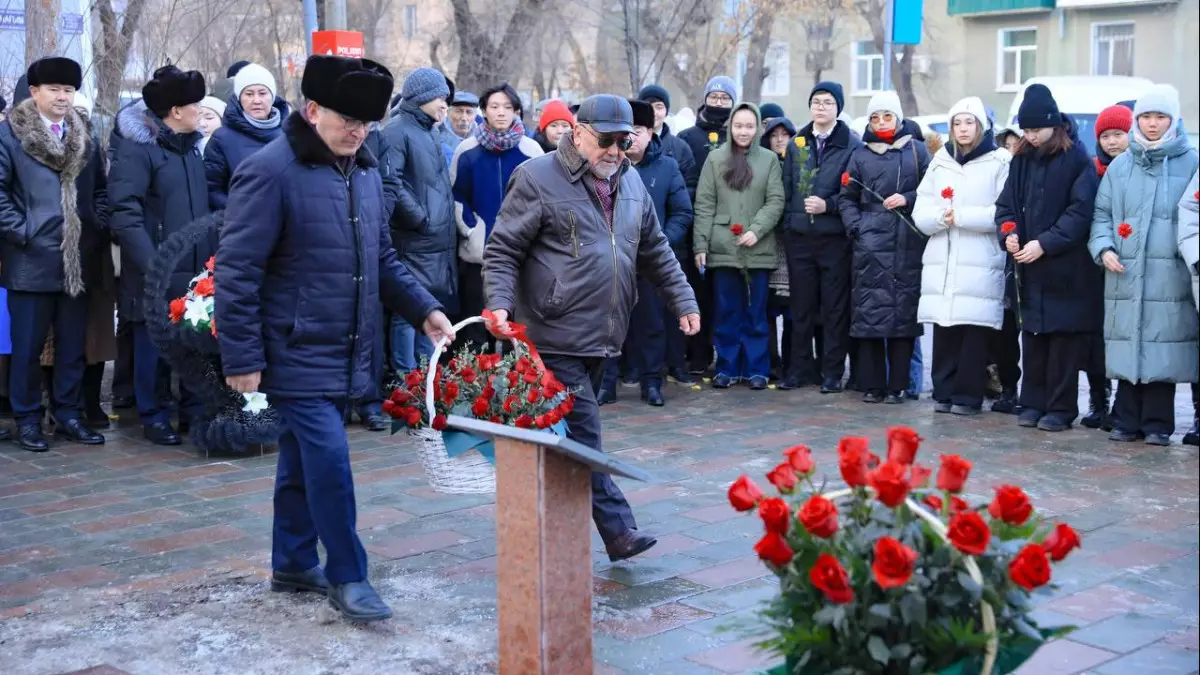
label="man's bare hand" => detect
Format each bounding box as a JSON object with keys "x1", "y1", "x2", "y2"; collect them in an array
[
  {"x1": 679, "y1": 313, "x2": 701, "y2": 336},
  {"x1": 423, "y1": 310, "x2": 456, "y2": 344},
  {"x1": 226, "y1": 372, "x2": 261, "y2": 393}
]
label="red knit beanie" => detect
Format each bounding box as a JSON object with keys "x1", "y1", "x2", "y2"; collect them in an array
[
  {"x1": 538, "y1": 100, "x2": 575, "y2": 132},
  {"x1": 1095, "y1": 104, "x2": 1133, "y2": 138}
]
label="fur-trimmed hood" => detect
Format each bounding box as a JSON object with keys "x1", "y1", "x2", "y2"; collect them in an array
[{"x1": 114, "y1": 98, "x2": 203, "y2": 154}]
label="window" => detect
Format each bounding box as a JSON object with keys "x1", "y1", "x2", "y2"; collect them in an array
[
  {"x1": 852, "y1": 40, "x2": 884, "y2": 94},
  {"x1": 761, "y1": 42, "x2": 790, "y2": 97},
  {"x1": 997, "y1": 28, "x2": 1036, "y2": 91},
  {"x1": 403, "y1": 5, "x2": 418, "y2": 39},
  {"x1": 1092, "y1": 23, "x2": 1134, "y2": 76}
]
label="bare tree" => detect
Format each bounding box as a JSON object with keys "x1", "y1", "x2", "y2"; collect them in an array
[
  {"x1": 347, "y1": 0, "x2": 389, "y2": 59},
  {"x1": 798, "y1": 0, "x2": 848, "y2": 87},
  {"x1": 853, "y1": 0, "x2": 919, "y2": 115},
  {"x1": 445, "y1": 0, "x2": 548, "y2": 93},
  {"x1": 640, "y1": 0, "x2": 757, "y2": 104},
  {"x1": 24, "y1": 0, "x2": 62, "y2": 64},
  {"x1": 738, "y1": 1, "x2": 778, "y2": 104},
  {"x1": 93, "y1": 0, "x2": 150, "y2": 119}
]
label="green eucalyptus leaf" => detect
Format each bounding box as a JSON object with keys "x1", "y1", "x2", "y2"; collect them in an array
[
  {"x1": 1014, "y1": 617, "x2": 1042, "y2": 641},
  {"x1": 814, "y1": 605, "x2": 841, "y2": 626},
  {"x1": 899, "y1": 593, "x2": 927, "y2": 627},
  {"x1": 867, "y1": 635, "x2": 891, "y2": 665},
  {"x1": 956, "y1": 571, "x2": 983, "y2": 601},
  {"x1": 890, "y1": 642, "x2": 912, "y2": 659},
  {"x1": 868, "y1": 603, "x2": 893, "y2": 620}
]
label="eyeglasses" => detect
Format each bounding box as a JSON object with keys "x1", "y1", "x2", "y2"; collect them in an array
[
  {"x1": 324, "y1": 108, "x2": 366, "y2": 132},
  {"x1": 706, "y1": 93, "x2": 734, "y2": 105},
  {"x1": 581, "y1": 125, "x2": 633, "y2": 151},
  {"x1": 810, "y1": 100, "x2": 837, "y2": 110}
]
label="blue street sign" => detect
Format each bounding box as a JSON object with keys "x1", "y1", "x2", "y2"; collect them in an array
[
  {"x1": 0, "y1": 10, "x2": 24, "y2": 30},
  {"x1": 62, "y1": 13, "x2": 84, "y2": 35},
  {"x1": 891, "y1": 0, "x2": 923, "y2": 46}
]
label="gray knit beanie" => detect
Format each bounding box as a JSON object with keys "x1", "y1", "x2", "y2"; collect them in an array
[{"x1": 401, "y1": 68, "x2": 450, "y2": 107}]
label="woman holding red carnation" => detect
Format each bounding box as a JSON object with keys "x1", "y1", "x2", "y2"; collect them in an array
[
  {"x1": 912, "y1": 97, "x2": 1010, "y2": 416},
  {"x1": 1088, "y1": 85, "x2": 1199, "y2": 446},
  {"x1": 994, "y1": 84, "x2": 1100, "y2": 432},
  {"x1": 692, "y1": 102, "x2": 785, "y2": 390}
]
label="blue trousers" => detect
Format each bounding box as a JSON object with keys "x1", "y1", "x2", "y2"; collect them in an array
[
  {"x1": 271, "y1": 397, "x2": 369, "y2": 584},
  {"x1": 711, "y1": 269, "x2": 771, "y2": 380},
  {"x1": 390, "y1": 314, "x2": 434, "y2": 373},
  {"x1": 6, "y1": 291, "x2": 88, "y2": 425},
  {"x1": 131, "y1": 324, "x2": 200, "y2": 425}
]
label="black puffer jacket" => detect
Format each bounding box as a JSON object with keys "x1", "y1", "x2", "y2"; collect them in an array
[
  {"x1": 994, "y1": 116, "x2": 1101, "y2": 334},
  {"x1": 108, "y1": 102, "x2": 211, "y2": 322},
  {"x1": 381, "y1": 103, "x2": 459, "y2": 313},
  {"x1": 0, "y1": 102, "x2": 109, "y2": 293},
  {"x1": 677, "y1": 107, "x2": 729, "y2": 200},
  {"x1": 839, "y1": 124, "x2": 931, "y2": 339},
  {"x1": 660, "y1": 123, "x2": 697, "y2": 197},
  {"x1": 783, "y1": 120, "x2": 862, "y2": 236}
]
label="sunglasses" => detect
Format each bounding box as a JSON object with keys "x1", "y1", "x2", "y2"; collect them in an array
[{"x1": 582, "y1": 125, "x2": 633, "y2": 151}]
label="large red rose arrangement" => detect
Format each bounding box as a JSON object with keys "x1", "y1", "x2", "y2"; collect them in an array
[{"x1": 731, "y1": 429, "x2": 1080, "y2": 673}]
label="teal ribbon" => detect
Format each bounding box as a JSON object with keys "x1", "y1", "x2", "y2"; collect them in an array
[{"x1": 442, "y1": 420, "x2": 569, "y2": 465}]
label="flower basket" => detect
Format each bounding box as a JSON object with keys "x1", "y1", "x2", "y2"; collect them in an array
[
  {"x1": 386, "y1": 314, "x2": 575, "y2": 495},
  {"x1": 729, "y1": 431, "x2": 1080, "y2": 675}
]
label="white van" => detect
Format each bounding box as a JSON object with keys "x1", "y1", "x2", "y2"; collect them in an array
[{"x1": 1004, "y1": 76, "x2": 1155, "y2": 155}]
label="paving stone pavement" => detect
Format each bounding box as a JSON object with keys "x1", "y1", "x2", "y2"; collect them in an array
[{"x1": 0, "y1": 377, "x2": 1196, "y2": 675}]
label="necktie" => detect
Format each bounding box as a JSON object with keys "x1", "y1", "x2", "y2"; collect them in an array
[{"x1": 51, "y1": 123, "x2": 62, "y2": 139}]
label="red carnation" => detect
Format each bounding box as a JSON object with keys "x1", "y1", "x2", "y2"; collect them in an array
[
  {"x1": 442, "y1": 381, "x2": 460, "y2": 404},
  {"x1": 193, "y1": 276, "x2": 215, "y2": 297},
  {"x1": 460, "y1": 367, "x2": 477, "y2": 384},
  {"x1": 205, "y1": 256, "x2": 215, "y2": 272},
  {"x1": 405, "y1": 369, "x2": 424, "y2": 388},
  {"x1": 526, "y1": 388, "x2": 540, "y2": 403},
  {"x1": 730, "y1": 223, "x2": 745, "y2": 237},
  {"x1": 503, "y1": 395, "x2": 519, "y2": 414},
  {"x1": 941, "y1": 186, "x2": 955, "y2": 200},
  {"x1": 169, "y1": 297, "x2": 186, "y2": 324},
  {"x1": 1117, "y1": 222, "x2": 1133, "y2": 239},
  {"x1": 840, "y1": 171, "x2": 851, "y2": 187},
  {"x1": 1000, "y1": 221, "x2": 1017, "y2": 235}
]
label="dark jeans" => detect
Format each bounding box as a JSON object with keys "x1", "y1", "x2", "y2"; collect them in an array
[
  {"x1": 131, "y1": 324, "x2": 201, "y2": 425},
  {"x1": 931, "y1": 325, "x2": 990, "y2": 408},
  {"x1": 629, "y1": 277, "x2": 667, "y2": 388},
  {"x1": 784, "y1": 232, "x2": 851, "y2": 382},
  {"x1": 767, "y1": 290, "x2": 792, "y2": 377},
  {"x1": 857, "y1": 337, "x2": 915, "y2": 393},
  {"x1": 271, "y1": 397, "x2": 369, "y2": 584},
  {"x1": 7, "y1": 290, "x2": 88, "y2": 425},
  {"x1": 1020, "y1": 331, "x2": 1087, "y2": 423},
  {"x1": 711, "y1": 269, "x2": 771, "y2": 380},
  {"x1": 1085, "y1": 331, "x2": 1109, "y2": 397},
  {"x1": 458, "y1": 261, "x2": 494, "y2": 352},
  {"x1": 990, "y1": 309, "x2": 1022, "y2": 389},
  {"x1": 1111, "y1": 380, "x2": 1177, "y2": 437},
  {"x1": 540, "y1": 353, "x2": 637, "y2": 542}
]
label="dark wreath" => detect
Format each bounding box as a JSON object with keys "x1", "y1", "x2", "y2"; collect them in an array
[{"x1": 142, "y1": 211, "x2": 283, "y2": 455}]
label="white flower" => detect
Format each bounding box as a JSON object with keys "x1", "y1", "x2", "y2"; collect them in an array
[
  {"x1": 242, "y1": 392, "x2": 269, "y2": 415},
  {"x1": 183, "y1": 297, "x2": 210, "y2": 327}
]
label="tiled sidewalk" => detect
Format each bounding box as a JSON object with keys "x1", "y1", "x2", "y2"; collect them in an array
[{"x1": 1, "y1": 382, "x2": 1196, "y2": 675}]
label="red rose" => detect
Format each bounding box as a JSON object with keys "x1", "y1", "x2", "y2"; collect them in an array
[
  {"x1": 947, "y1": 511, "x2": 991, "y2": 556},
  {"x1": 489, "y1": 415, "x2": 501, "y2": 424},
  {"x1": 470, "y1": 397, "x2": 490, "y2": 417},
  {"x1": 766, "y1": 462, "x2": 798, "y2": 493},
  {"x1": 941, "y1": 186, "x2": 955, "y2": 200},
  {"x1": 872, "y1": 536, "x2": 918, "y2": 589},
  {"x1": 460, "y1": 367, "x2": 477, "y2": 384},
  {"x1": 1041, "y1": 523, "x2": 1082, "y2": 562},
  {"x1": 169, "y1": 297, "x2": 186, "y2": 323},
  {"x1": 923, "y1": 494, "x2": 942, "y2": 511},
  {"x1": 809, "y1": 554, "x2": 854, "y2": 604},
  {"x1": 514, "y1": 414, "x2": 534, "y2": 429},
  {"x1": 431, "y1": 413, "x2": 448, "y2": 430},
  {"x1": 442, "y1": 382, "x2": 460, "y2": 404},
  {"x1": 758, "y1": 497, "x2": 791, "y2": 535},
  {"x1": 193, "y1": 276, "x2": 215, "y2": 297},
  {"x1": 534, "y1": 414, "x2": 550, "y2": 429},
  {"x1": 840, "y1": 171, "x2": 851, "y2": 187},
  {"x1": 507, "y1": 372, "x2": 519, "y2": 387},
  {"x1": 754, "y1": 531, "x2": 794, "y2": 567},
  {"x1": 1009, "y1": 544, "x2": 1052, "y2": 590},
  {"x1": 1117, "y1": 222, "x2": 1133, "y2": 239},
  {"x1": 481, "y1": 385, "x2": 496, "y2": 400},
  {"x1": 886, "y1": 426, "x2": 923, "y2": 465},
  {"x1": 837, "y1": 437, "x2": 872, "y2": 487},
  {"x1": 730, "y1": 223, "x2": 745, "y2": 236},
  {"x1": 503, "y1": 395, "x2": 519, "y2": 414},
  {"x1": 381, "y1": 399, "x2": 396, "y2": 415},
  {"x1": 728, "y1": 475, "x2": 764, "y2": 512},
  {"x1": 988, "y1": 485, "x2": 1033, "y2": 525},
  {"x1": 868, "y1": 461, "x2": 911, "y2": 508},
  {"x1": 205, "y1": 256, "x2": 215, "y2": 272},
  {"x1": 798, "y1": 495, "x2": 838, "y2": 538},
  {"x1": 924, "y1": 494, "x2": 970, "y2": 513},
  {"x1": 910, "y1": 463, "x2": 932, "y2": 489},
  {"x1": 783, "y1": 445, "x2": 814, "y2": 475},
  {"x1": 1000, "y1": 221, "x2": 1017, "y2": 234},
  {"x1": 405, "y1": 370, "x2": 424, "y2": 388},
  {"x1": 523, "y1": 370, "x2": 540, "y2": 384},
  {"x1": 937, "y1": 454, "x2": 972, "y2": 493},
  {"x1": 547, "y1": 408, "x2": 562, "y2": 425},
  {"x1": 515, "y1": 357, "x2": 533, "y2": 373},
  {"x1": 526, "y1": 388, "x2": 540, "y2": 403}
]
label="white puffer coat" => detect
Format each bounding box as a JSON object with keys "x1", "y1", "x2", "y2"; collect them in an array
[{"x1": 913, "y1": 99, "x2": 1011, "y2": 329}]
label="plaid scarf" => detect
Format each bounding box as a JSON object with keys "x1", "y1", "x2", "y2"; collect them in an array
[{"x1": 473, "y1": 117, "x2": 527, "y2": 153}]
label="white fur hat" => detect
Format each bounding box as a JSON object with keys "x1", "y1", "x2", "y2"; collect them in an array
[
  {"x1": 199, "y1": 95, "x2": 227, "y2": 118},
  {"x1": 232, "y1": 63, "x2": 277, "y2": 100}
]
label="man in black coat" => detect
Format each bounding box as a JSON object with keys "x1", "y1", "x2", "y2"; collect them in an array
[
  {"x1": 780, "y1": 82, "x2": 861, "y2": 393},
  {"x1": 217, "y1": 55, "x2": 454, "y2": 622},
  {"x1": 0, "y1": 57, "x2": 108, "y2": 451},
  {"x1": 636, "y1": 85, "x2": 696, "y2": 196},
  {"x1": 109, "y1": 65, "x2": 211, "y2": 446}
]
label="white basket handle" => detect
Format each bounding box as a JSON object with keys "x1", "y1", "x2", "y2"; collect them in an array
[{"x1": 423, "y1": 315, "x2": 523, "y2": 421}]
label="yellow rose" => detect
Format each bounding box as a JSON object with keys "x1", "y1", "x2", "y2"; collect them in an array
[
  {"x1": 708, "y1": 132, "x2": 718, "y2": 143},
  {"x1": 795, "y1": 136, "x2": 807, "y2": 148}
]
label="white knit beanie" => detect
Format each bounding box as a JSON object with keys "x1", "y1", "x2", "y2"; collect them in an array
[
  {"x1": 948, "y1": 96, "x2": 988, "y2": 129},
  {"x1": 865, "y1": 90, "x2": 904, "y2": 122},
  {"x1": 200, "y1": 95, "x2": 227, "y2": 118},
  {"x1": 1133, "y1": 84, "x2": 1180, "y2": 122},
  {"x1": 232, "y1": 63, "x2": 277, "y2": 100}
]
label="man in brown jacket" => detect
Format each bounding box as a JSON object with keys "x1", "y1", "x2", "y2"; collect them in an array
[{"x1": 484, "y1": 94, "x2": 700, "y2": 562}]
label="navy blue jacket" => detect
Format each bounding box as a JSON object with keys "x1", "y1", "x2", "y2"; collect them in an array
[
  {"x1": 995, "y1": 116, "x2": 1101, "y2": 334},
  {"x1": 216, "y1": 112, "x2": 441, "y2": 400},
  {"x1": 659, "y1": 123, "x2": 697, "y2": 201},
  {"x1": 203, "y1": 97, "x2": 288, "y2": 210},
  {"x1": 634, "y1": 136, "x2": 693, "y2": 254}
]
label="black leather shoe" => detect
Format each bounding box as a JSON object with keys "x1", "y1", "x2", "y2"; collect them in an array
[
  {"x1": 144, "y1": 422, "x2": 182, "y2": 446},
  {"x1": 17, "y1": 424, "x2": 49, "y2": 452},
  {"x1": 1037, "y1": 416, "x2": 1071, "y2": 432},
  {"x1": 992, "y1": 389, "x2": 1020, "y2": 415},
  {"x1": 667, "y1": 369, "x2": 695, "y2": 385},
  {"x1": 951, "y1": 405, "x2": 982, "y2": 416},
  {"x1": 934, "y1": 401, "x2": 953, "y2": 414},
  {"x1": 1144, "y1": 433, "x2": 1172, "y2": 447},
  {"x1": 884, "y1": 391, "x2": 906, "y2": 404},
  {"x1": 362, "y1": 411, "x2": 389, "y2": 432},
  {"x1": 605, "y1": 529, "x2": 658, "y2": 562},
  {"x1": 1018, "y1": 409, "x2": 1042, "y2": 428},
  {"x1": 820, "y1": 378, "x2": 843, "y2": 394},
  {"x1": 1109, "y1": 428, "x2": 1143, "y2": 442},
  {"x1": 1184, "y1": 420, "x2": 1199, "y2": 447},
  {"x1": 642, "y1": 386, "x2": 665, "y2": 407},
  {"x1": 776, "y1": 377, "x2": 802, "y2": 391},
  {"x1": 111, "y1": 396, "x2": 135, "y2": 409},
  {"x1": 0, "y1": 426, "x2": 10, "y2": 442},
  {"x1": 271, "y1": 567, "x2": 330, "y2": 595},
  {"x1": 597, "y1": 388, "x2": 617, "y2": 405},
  {"x1": 862, "y1": 391, "x2": 885, "y2": 404},
  {"x1": 712, "y1": 374, "x2": 734, "y2": 389},
  {"x1": 748, "y1": 376, "x2": 769, "y2": 391},
  {"x1": 55, "y1": 418, "x2": 105, "y2": 445},
  {"x1": 327, "y1": 581, "x2": 393, "y2": 622}
]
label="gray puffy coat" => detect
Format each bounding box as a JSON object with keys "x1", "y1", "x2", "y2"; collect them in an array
[{"x1": 1089, "y1": 126, "x2": 1199, "y2": 384}]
